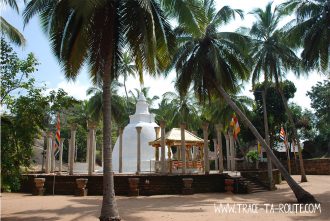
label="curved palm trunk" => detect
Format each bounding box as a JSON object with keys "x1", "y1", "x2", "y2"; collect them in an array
[
  {"x1": 275, "y1": 79, "x2": 307, "y2": 183},
  {"x1": 262, "y1": 88, "x2": 274, "y2": 190},
  {"x1": 215, "y1": 84, "x2": 316, "y2": 203}
]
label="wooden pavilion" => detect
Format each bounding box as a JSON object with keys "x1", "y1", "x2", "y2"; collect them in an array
[{"x1": 149, "y1": 128, "x2": 206, "y2": 173}]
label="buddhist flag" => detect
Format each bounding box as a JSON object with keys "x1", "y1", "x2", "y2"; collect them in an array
[
  {"x1": 54, "y1": 113, "x2": 60, "y2": 153},
  {"x1": 230, "y1": 113, "x2": 240, "y2": 139},
  {"x1": 280, "y1": 127, "x2": 285, "y2": 141},
  {"x1": 257, "y1": 142, "x2": 261, "y2": 155}
]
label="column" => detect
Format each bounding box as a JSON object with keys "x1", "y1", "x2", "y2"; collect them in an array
[
  {"x1": 59, "y1": 138, "x2": 65, "y2": 174},
  {"x1": 88, "y1": 122, "x2": 97, "y2": 175},
  {"x1": 119, "y1": 127, "x2": 123, "y2": 173},
  {"x1": 224, "y1": 133, "x2": 230, "y2": 171},
  {"x1": 51, "y1": 137, "x2": 55, "y2": 173},
  {"x1": 136, "y1": 126, "x2": 142, "y2": 174},
  {"x1": 68, "y1": 138, "x2": 71, "y2": 172},
  {"x1": 69, "y1": 124, "x2": 77, "y2": 175},
  {"x1": 160, "y1": 120, "x2": 166, "y2": 174},
  {"x1": 202, "y1": 122, "x2": 210, "y2": 174},
  {"x1": 216, "y1": 123, "x2": 224, "y2": 173},
  {"x1": 45, "y1": 132, "x2": 52, "y2": 174},
  {"x1": 229, "y1": 130, "x2": 235, "y2": 171},
  {"x1": 180, "y1": 123, "x2": 186, "y2": 174},
  {"x1": 154, "y1": 127, "x2": 160, "y2": 161},
  {"x1": 213, "y1": 138, "x2": 218, "y2": 171}
]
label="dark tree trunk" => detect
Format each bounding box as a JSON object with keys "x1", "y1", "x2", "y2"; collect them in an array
[
  {"x1": 274, "y1": 78, "x2": 307, "y2": 183},
  {"x1": 215, "y1": 84, "x2": 317, "y2": 203}
]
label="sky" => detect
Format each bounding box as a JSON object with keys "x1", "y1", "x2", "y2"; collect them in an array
[{"x1": 1, "y1": 0, "x2": 327, "y2": 110}]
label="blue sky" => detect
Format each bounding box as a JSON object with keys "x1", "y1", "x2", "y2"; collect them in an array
[{"x1": 1, "y1": 0, "x2": 327, "y2": 109}]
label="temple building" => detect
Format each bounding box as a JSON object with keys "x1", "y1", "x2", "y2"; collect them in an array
[{"x1": 112, "y1": 93, "x2": 159, "y2": 173}]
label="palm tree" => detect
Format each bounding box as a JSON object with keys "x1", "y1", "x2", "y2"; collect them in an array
[
  {"x1": 245, "y1": 2, "x2": 298, "y2": 187},
  {"x1": 129, "y1": 87, "x2": 159, "y2": 109},
  {"x1": 163, "y1": 89, "x2": 201, "y2": 130},
  {"x1": 87, "y1": 81, "x2": 127, "y2": 125},
  {"x1": 23, "y1": 1, "x2": 175, "y2": 220},
  {"x1": 118, "y1": 51, "x2": 139, "y2": 102},
  {"x1": 169, "y1": 0, "x2": 316, "y2": 203},
  {"x1": 281, "y1": 0, "x2": 330, "y2": 72},
  {"x1": 0, "y1": 0, "x2": 26, "y2": 46}
]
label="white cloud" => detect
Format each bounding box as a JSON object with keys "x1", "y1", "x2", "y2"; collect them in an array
[{"x1": 45, "y1": 80, "x2": 91, "y2": 101}]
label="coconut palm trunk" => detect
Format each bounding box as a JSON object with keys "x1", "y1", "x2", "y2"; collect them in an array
[
  {"x1": 215, "y1": 84, "x2": 316, "y2": 203},
  {"x1": 275, "y1": 78, "x2": 307, "y2": 182},
  {"x1": 100, "y1": 64, "x2": 120, "y2": 220},
  {"x1": 262, "y1": 87, "x2": 274, "y2": 190}
]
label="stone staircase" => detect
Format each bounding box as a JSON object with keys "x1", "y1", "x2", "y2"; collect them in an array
[{"x1": 240, "y1": 176, "x2": 269, "y2": 193}]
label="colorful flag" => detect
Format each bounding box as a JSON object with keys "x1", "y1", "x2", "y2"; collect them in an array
[
  {"x1": 257, "y1": 142, "x2": 261, "y2": 155},
  {"x1": 280, "y1": 127, "x2": 285, "y2": 141},
  {"x1": 54, "y1": 113, "x2": 60, "y2": 153},
  {"x1": 230, "y1": 113, "x2": 240, "y2": 139}
]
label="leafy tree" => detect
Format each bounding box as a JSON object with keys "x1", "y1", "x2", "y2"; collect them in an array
[
  {"x1": 0, "y1": 0, "x2": 26, "y2": 45},
  {"x1": 307, "y1": 80, "x2": 330, "y2": 155},
  {"x1": 24, "y1": 1, "x2": 175, "y2": 219},
  {"x1": 168, "y1": 0, "x2": 316, "y2": 203},
  {"x1": 1, "y1": 39, "x2": 38, "y2": 105},
  {"x1": 281, "y1": 0, "x2": 330, "y2": 72},
  {"x1": 1, "y1": 87, "x2": 48, "y2": 191}
]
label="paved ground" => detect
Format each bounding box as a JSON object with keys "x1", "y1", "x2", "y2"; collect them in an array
[{"x1": 2, "y1": 175, "x2": 330, "y2": 221}]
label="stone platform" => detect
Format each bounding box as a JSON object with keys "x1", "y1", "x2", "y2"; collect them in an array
[{"x1": 20, "y1": 173, "x2": 229, "y2": 196}]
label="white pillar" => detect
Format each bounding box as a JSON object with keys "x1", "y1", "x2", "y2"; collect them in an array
[
  {"x1": 136, "y1": 126, "x2": 142, "y2": 174},
  {"x1": 160, "y1": 120, "x2": 166, "y2": 174},
  {"x1": 224, "y1": 133, "x2": 230, "y2": 171},
  {"x1": 59, "y1": 138, "x2": 65, "y2": 174},
  {"x1": 229, "y1": 130, "x2": 235, "y2": 171},
  {"x1": 69, "y1": 124, "x2": 77, "y2": 175},
  {"x1": 45, "y1": 132, "x2": 52, "y2": 174},
  {"x1": 119, "y1": 127, "x2": 123, "y2": 173},
  {"x1": 216, "y1": 123, "x2": 224, "y2": 173},
  {"x1": 88, "y1": 122, "x2": 97, "y2": 175},
  {"x1": 154, "y1": 127, "x2": 160, "y2": 161},
  {"x1": 180, "y1": 123, "x2": 186, "y2": 174},
  {"x1": 202, "y1": 122, "x2": 210, "y2": 174},
  {"x1": 213, "y1": 138, "x2": 218, "y2": 171}
]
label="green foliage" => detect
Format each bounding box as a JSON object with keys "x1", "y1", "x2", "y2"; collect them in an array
[
  {"x1": 1, "y1": 39, "x2": 38, "y2": 105},
  {"x1": 1, "y1": 88, "x2": 49, "y2": 191},
  {"x1": 246, "y1": 150, "x2": 259, "y2": 163}
]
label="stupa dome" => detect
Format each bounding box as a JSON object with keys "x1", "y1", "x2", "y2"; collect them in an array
[{"x1": 112, "y1": 93, "x2": 158, "y2": 173}]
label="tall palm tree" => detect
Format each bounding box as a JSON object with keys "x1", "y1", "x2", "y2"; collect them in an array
[
  {"x1": 0, "y1": 0, "x2": 26, "y2": 46},
  {"x1": 118, "y1": 51, "x2": 139, "y2": 102},
  {"x1": 281, "y1": 0, "x2": 330, "y2": 72},
  {"x1": 245, "y1": 2, "x2": 297, "y2": 187},
  {"x1": 246, "y1": 3, "x2": 307, "y2": 183},
  {"x1": 170, "y1": 0, "x2": 316, "y2": 203},
  {"x1": 23, "y1": 1, "x2": 175, "y2": 220}
]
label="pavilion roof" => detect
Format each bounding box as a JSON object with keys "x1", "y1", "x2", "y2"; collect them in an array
[{"x1": 148, "y1": 128, "x2": 205, "y2": 147}]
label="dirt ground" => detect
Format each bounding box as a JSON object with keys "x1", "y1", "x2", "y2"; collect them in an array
[{"x1": 1, "y1": 175, "x2": 330, "y2": 221}]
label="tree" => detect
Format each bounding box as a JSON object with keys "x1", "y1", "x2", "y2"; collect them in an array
[
  {"x1": 24, "y1": 1, "x2": 175, "y2": 220},
  {"x1": 118, "y1": 51, "x2": 139, "y2": 103},
  {"x1": 0, "y1": 0, "x2": 26, "y2": 46},
  {"x1": 246, "y1": 2, "x2": 307, "y2": 183},
  {"x1": 1, "y1": 87, "x2": 49, "y2": 191},
  {"x1": 1, "y1": 38, "x2": 38, "y2": 105},
  {"x1": 281, "y1": 0, "x2": 330, "y2": 72},
  {"x1": 307, "y1": 80, "x2": 330, "y2": 155},
  {"x1": 169, "y1": 0, "x2": 316, "y2": 203}
]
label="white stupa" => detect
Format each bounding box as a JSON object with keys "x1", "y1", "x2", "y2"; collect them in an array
[{"x1": 112, "y1": 93, "x2": 159, "y2": 173}]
